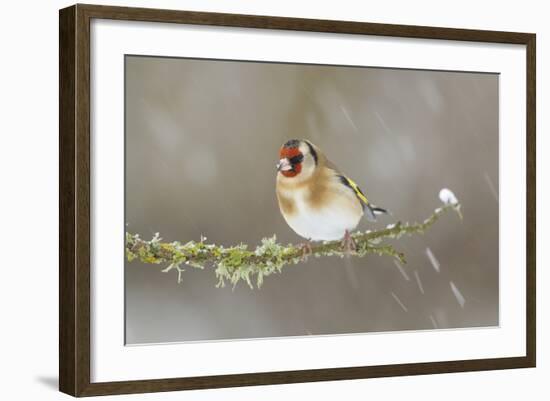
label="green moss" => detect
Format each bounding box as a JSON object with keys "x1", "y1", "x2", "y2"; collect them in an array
[{"x1": 125, "y1": 202, "x2": 461, "y2": 289}]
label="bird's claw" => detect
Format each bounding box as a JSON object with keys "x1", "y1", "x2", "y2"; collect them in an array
[
  {"x1": 300, "y1": 241, "x2": 313, "y2": 262},
  {"x1": 341, "y1": 230, "x2": 356, "y2": 256}
]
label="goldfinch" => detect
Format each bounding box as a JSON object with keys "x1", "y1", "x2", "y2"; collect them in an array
[{"x1": 276, "y1": 139, "x2": 388, "y2": 251}]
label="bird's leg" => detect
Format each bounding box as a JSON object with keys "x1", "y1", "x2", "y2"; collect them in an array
[
  {"x1": 300, "y1": 239, "x2": 313, "y2": 261},
  {"x1": 341, "y1": 230, "x2": 356, "y2": 255}
]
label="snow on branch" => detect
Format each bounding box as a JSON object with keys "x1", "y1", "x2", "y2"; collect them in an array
[{"x1": 126, "y1": 191, "x2": 462, "y2": 289}]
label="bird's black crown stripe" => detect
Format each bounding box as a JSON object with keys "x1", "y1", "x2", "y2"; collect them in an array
[
  {"x1": 283, "y1": 139, "x2": 300, "y2": 148},
  {"x1": 305, "y1": 141, "x2": 318, "y2": 165}
]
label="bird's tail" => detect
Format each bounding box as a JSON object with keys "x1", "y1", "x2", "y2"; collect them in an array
[{"x1": 364, "y1": 204, "x2": 390, "y2": 222}]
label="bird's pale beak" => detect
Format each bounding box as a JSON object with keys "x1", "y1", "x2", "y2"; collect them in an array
[{"x1": 277, "y1": 158, "x2": 292, "y2": 172}]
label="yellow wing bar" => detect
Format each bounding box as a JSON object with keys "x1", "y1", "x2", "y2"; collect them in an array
[{"x1": 339, "y1": 175, "x2": 369, "y2": 205}]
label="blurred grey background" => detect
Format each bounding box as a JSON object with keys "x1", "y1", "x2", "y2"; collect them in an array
[{"x1": 124, "y1": 55, "x2": 499, "y2": 344}]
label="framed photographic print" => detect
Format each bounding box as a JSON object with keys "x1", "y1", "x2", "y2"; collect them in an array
[{"x1": 59, "y1": 4, "x2": 536, "y2": 397}]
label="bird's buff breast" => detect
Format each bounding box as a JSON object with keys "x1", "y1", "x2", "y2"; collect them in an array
[{"x1": 278, "y1": 187, "x2": 362, "y2": 241}]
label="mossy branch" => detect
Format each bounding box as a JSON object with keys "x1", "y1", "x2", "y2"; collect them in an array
[{"x1": 126, "y1": 193, "x2": 462, "y2": 289}]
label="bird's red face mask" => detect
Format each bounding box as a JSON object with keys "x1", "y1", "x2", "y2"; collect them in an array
[{"x1": 277, "y1": 146, "x2": 303, "y2": 178}]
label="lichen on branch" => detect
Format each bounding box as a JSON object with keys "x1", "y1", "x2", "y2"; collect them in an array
[{"x1": 125, "y1": 193, "x2": 462, "y2": 289}]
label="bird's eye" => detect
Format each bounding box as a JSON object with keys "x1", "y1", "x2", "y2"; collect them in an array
[{"x1": 289, "y1": 154, "x2": 304, "y2": 165}]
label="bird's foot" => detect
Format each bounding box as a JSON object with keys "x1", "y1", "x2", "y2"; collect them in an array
[
  {"x1": 300, "y1": 241, "x2": 313, "y2": 262},
  {"x1": 341, "y1": 230, "x2": 356, "y2": 256}
]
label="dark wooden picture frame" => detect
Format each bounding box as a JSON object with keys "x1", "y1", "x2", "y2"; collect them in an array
[{"x1": 59, "y1": 3, "x2": 536, "y2": 397}]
